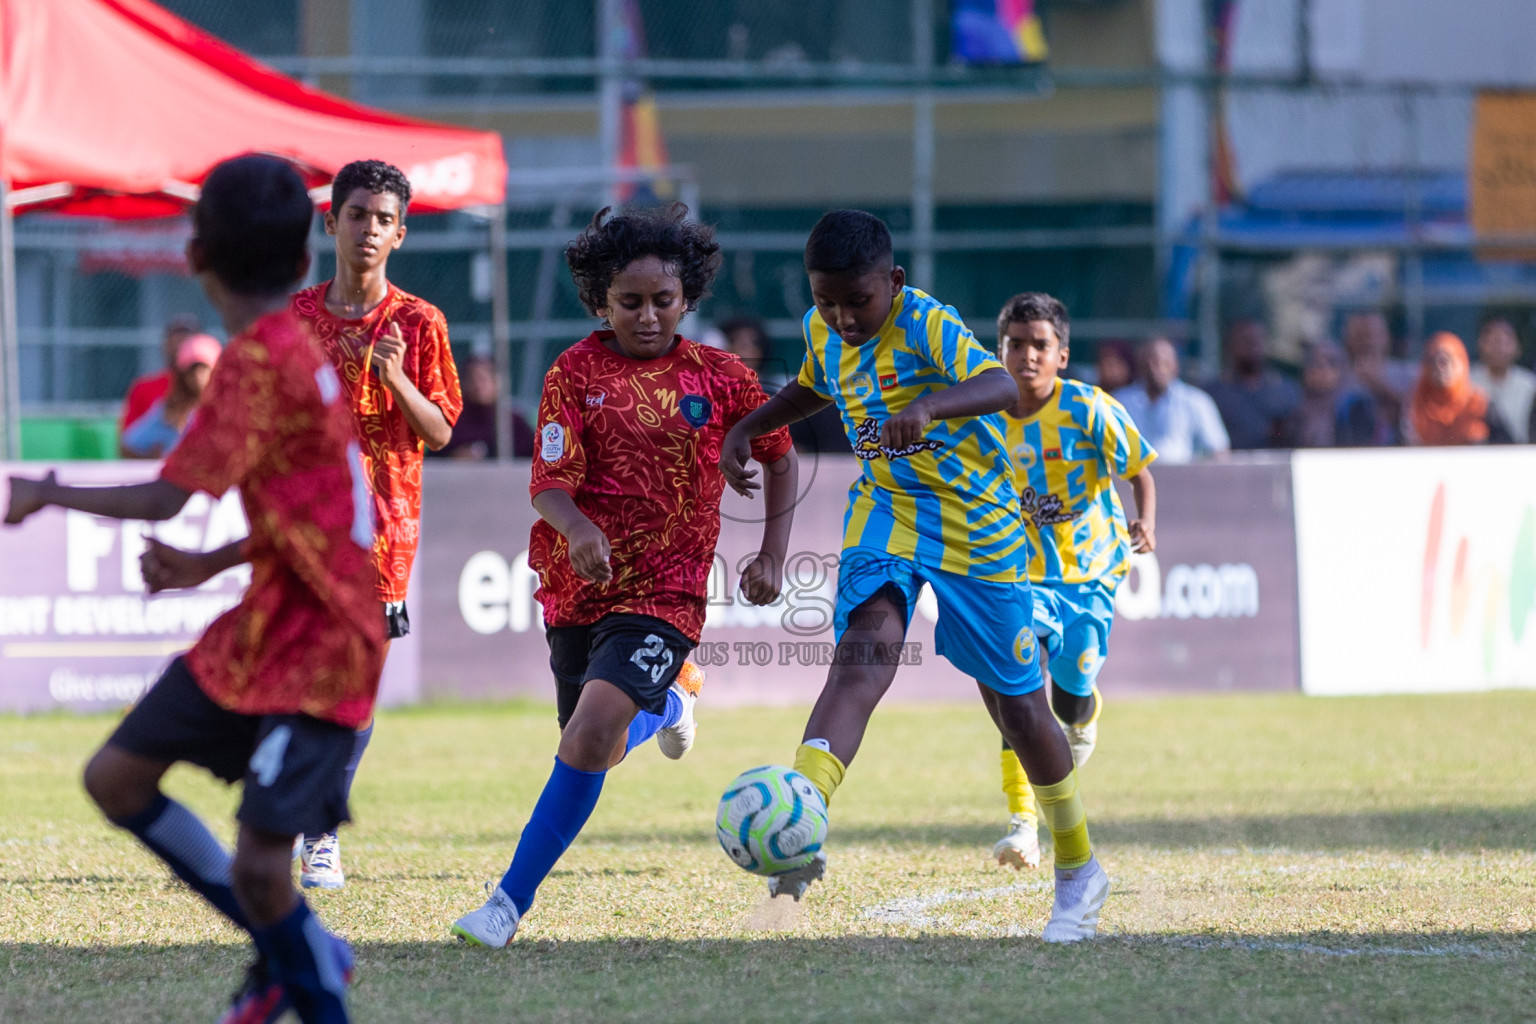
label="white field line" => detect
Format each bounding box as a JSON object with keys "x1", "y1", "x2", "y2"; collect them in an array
[
  {"x1": 863, "y1": 885, "x2": 1518, "y2": 957},
  {"x1": 862, "y1": 880, "x2": 1050, "y2": 930},
  {"x1": 1162, "y1": 937, "x2": 1517, "y2": 960}
]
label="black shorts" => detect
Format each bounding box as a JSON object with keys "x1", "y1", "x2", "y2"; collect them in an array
[
  {"x1": 547, "y1": 614, "x2": 695, "y2": 728},
  {"x1": 107, "y1": 658, "x2": 357, "y2": 837},
  {"x1": 384, "y1": 600, "x2": 411, "y2": 640}
]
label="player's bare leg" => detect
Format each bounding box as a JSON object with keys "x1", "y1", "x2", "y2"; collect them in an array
[
  {"x1": 800, "y1": 591, "x2": 908, "y2": 767},
  {"x1": 83, "y1": 745, "x2": 171, "y2": 822},
  {"x1": 773, "y1": 592, "x2": 907, "y2": 900},
  {"x1": 983, "y1": 685, "x2": 1108, "y2": 942},
  {"x1": 559, "y1": 679, "x2": 640, "y2": 772}
]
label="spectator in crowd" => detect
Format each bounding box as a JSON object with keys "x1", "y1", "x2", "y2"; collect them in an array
[
  {"x1": 717, "y1": 315, "x2": 790, "y2": 393},
  {"x1": 1094, "y1": 339, "x2": 1135, "y2": 393},
  {"x1": 1114, "y1": 337, "x2": 1229, "y2": 464},
  {"x1": 1406, "y1": 331, "x2": 1493, "y2": 446},
  {"x1": 1282, "y1": 342, "x2": 1379, "y2": 448},
  {"x1": 119, "y1": 314, "x2": 202, "y2": 436},
  {"x1": 718, "y1": 314, "x2": 850, "y2": 454},
  {"x1": 119, "y1": 333, "x2": 221, "y2": 459},
  {"x1": 1203, "y1": 318, "x2": 1300, "y2": 449},
  {"x1": 1342, "y1": 310, "x2": 1415, "y2": 445},
  {"x1": 1470, "y1": 316, "x2": 1535, "y2": 444},
  {"x1": 430, "y1": 355, "x2": 534, "y2": 459}
]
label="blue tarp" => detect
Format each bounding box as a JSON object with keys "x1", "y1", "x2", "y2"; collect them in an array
[{"x1": 1166, "y1": 170, "x2": 1536, "y2": 319}]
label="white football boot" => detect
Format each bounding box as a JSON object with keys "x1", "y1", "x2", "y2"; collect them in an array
[
  {"x1": 1042, "y1": 855, "x2": 1109, "y2": 943},
  {"x1": 451, "y1": 885, "x2": 521, "y2": 948},
  {"x1": 992, "y1": 814, "x2": 1042, "y2": 870},
  {"x1": 656, "y1": 662, "x2": 705, "y2": 760}
]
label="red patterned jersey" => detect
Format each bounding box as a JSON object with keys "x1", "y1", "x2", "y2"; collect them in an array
[
  {"x1": 531, "y1": 332, "x2": 793, "y2": 641},
  {"x1": 290, "y1": 283, "x2": 463, "y2": 602},
  {"x1": 161, "y1": 310, "x2": 385, "y2": 729}
]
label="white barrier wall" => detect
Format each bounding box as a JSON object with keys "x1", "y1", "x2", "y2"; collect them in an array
[{"x1": 1293, "y1": 448, "x2": 1536, "y2": 695}]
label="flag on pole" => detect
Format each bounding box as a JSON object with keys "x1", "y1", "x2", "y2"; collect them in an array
[
  {"x1": 951, "y1": 0, "x2": 1049, "y2": 65},
  {"x1": 616, "y1": 0, "x2": 671, "y2": 202}
]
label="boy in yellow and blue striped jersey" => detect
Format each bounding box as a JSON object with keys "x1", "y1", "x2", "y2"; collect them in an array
[
  {"x1": 721, "y1": 212, "x2": 1109, "y2": 942},
  {"x1": 989, "y1": 293, "x2": 1157, "y2": 872}
]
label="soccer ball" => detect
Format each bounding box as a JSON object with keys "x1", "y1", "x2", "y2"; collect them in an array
[{"x1": 715, "y1": 765, "x2": 828, "y2": 876}]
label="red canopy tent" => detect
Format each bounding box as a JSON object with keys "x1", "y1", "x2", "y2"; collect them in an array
[{"x1": 0, "y1": 0, "x2": 510, "y2": 456}]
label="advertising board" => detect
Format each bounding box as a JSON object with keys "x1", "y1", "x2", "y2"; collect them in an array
[
  {"x1": 420, "y1": 455, "x2": 1300, "y2": 705},
  {"x1": 0, "y1": 462, "x2": 419, "y2": 711},
  {"x1": 1293, "y1": 447, "x2": 1536, "y2": 695}
]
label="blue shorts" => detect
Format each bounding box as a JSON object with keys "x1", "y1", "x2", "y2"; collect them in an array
[
  {"x1": 1031, "y1": 579, "x2": 1118, "y2": 697},
  {"x1": 834, "y1": 547, "x2": 1043, "y2": 696}
]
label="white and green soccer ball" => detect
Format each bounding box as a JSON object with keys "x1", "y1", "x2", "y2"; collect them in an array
[{"x1": 716, "y1": 765, "x2": 828, "y2": 876}]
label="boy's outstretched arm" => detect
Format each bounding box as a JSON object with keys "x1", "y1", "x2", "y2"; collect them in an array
[
  {"x1": 141, "y1": 538, "x2": 248, "y2": 593},
  {"x1": 739, "y1": 449, "x2": 800, "y2": 606},
  {"x1": 1126, "y1": 467, "x2": 1156, "y2": 553},
  {"x1": 881, "y1": 367, "x2": 1018, "y2": 448},
  {"x1": 532, "y1": 487, "x2": 613, "y2": 584},
  {"x1": 5, "y1": 471, "x2": 191, "y2": 526},
  {"x1": 721, "y1": 382, "x2": 830, "y2": 496}
]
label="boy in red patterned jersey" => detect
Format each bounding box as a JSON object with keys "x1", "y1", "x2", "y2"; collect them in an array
[
  {"x1": 290, "y1": 159, "x2": 463, "y2": 889},
  {"x1": 451, "y1": 204, "x2": 799, "y2": 948},
  {"x1": 5, "y1": 156, "x2": 378, "y2": 1024}
]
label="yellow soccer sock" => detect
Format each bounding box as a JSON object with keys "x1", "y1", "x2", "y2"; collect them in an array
[
  {"x1": 793, "y1": 743, "x2": 847, "y2": 807},
  {"x1": 1000, "y1": 747, "x2": 1037, "y2": 819},
  {"x1": 1032, "y1": 769, "x2": 1092, "y2": 869}
]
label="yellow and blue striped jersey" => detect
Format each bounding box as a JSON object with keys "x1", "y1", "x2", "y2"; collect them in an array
[
  {"x1": 797, "y1": 286, "x2": 1028, "y2": 581},
  {"x1": 1001, "y1": 378, "x2": 1157, "y2": 585}
]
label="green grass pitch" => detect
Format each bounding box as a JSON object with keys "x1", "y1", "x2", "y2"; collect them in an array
[{"x1": 3, "y1": 692, "x2": 1536, "y2": 1023}]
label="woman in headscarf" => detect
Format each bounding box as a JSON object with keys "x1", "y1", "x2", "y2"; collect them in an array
[{"x1": 1406, "y1": 331, "x2": 1492, "y2": 446}]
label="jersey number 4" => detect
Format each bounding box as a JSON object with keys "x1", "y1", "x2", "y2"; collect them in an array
[{"x1": 629, "y1": 634, "x2": 675, "y2": 684}]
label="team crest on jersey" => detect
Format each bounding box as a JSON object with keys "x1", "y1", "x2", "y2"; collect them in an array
[
  {"x1": 1014, "y1": 627, "x2": 1038, "y2": 665},
  {"x1": 680, "y1": 394, "x2": 712, "y2": 428},
  {"x1": 848, "y1": 372, "x2": 874, "y2": 398},
  {"x1": 540, "y1": 423, "x2": 565, "y2": 462},
  {"x1": 1011, "y1": 442, "x2": 1037, "y2": 470}
]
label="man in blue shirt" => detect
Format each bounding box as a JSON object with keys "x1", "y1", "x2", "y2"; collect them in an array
[{"x1": 1114, "y1": 337, "x2": 1229, "y2": 465}]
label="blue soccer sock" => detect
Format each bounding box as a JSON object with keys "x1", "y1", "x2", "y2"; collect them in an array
[
  {"x1": 254, "y1": 899, "x2": 349, "y2": 1024},
  {"x1": 497, "y1": 757, "x2": 606, "y2": 916},
  {"x1": 622, "y1": 689, "x2": 683, "y2": 757},
  {"x1": 114, "y1": 793, "x2": 250, "y2": 933}
]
